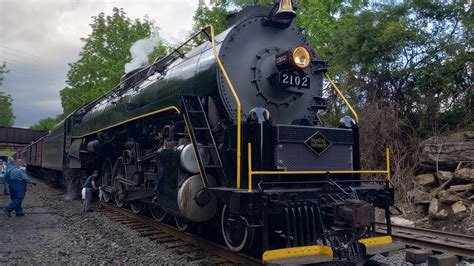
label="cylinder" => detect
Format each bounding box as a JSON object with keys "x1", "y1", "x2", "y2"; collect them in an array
[{"x1": 177, "y1": 174, "x2": 217, "y2": 222}]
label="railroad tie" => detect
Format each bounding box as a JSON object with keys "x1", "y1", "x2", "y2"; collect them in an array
[
  {"x1": 176, "y1": 247, "x2": 201, "y2": 255},
  {"x1": 186, "y1": 254, "x2": 208, "y2": 261},
  {"x1": 136, "y1": 227, "x2": 156, "y2": 232},
  {"x1": 148, "y1": 234, "x2": 173, "y2": 241},
  {"x1": 130, "y1": 224, "x2": 149, "y2": 229},
  {"x1": 140, "y1": 231, "x2": 163, "y2": 237},
  {"x1": 166, "y1": 243, "x2": 191, "y2": 249},
  {"x1": 155, "y1": 237, "x2": 181, "y2": 244}
]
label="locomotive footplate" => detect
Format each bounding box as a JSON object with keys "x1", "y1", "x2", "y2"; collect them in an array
[
  {"x1": 210, "y1": 182, "x2": 393, "y2": 217},
  {"x1": 262, "y1": 245, "x2": 334, "y2": 265},
  {"x1": 210, "y1": 180, "x2": 396, "y2": 261}
]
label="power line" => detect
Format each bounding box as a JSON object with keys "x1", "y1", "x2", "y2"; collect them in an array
[
  {"x1": 0, "y1": 46, "x2": 52, "y2": 63},
  {"x1": 0, "y1": 61, "x2": 66, "y2": 82},
  {"x1": 0, "y1": 56, "x2": 68, "y2": 80},
  {"x1": 0, "y1": 50, "x2": 44, "y2": 65},
  {"x1": 4, "y1": 67, "x2": 66, "y2": 85},
  {"x1": 0, "y1": 57, "x2": 41, "y2": 70}
]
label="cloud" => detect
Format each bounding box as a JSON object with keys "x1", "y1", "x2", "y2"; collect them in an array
[{"x1": 0, "y1": 0, "x2": 198, "y2": 128}]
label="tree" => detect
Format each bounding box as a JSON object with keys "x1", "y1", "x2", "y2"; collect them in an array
[
  {"x1": 326, "y1": 1, "x2": 473, "y2": 134},
  {"x1": 148, "y1": 43, "x2": 169, "y2": 64},
  {"x1": 296, "y1": 0, "x2": 368, "y2": 61},
  {"x1": 60, "y1": 8, "x2": 160, "y2": 115},
  {"x1": 191, "y1": 1, "x2": 229, "y2": 44},
  {"x1": 30, "y1": 116, "x2": 60, "y2": 131},
  {"x1": 0, "y1": 62, "x2": 15, "y2": 127},
  {"x1": 0, "y1": 91, "x2": 14, "y2": 127}
]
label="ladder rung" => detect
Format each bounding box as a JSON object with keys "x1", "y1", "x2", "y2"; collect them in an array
[
  {"x1": 204, "y1": 164, "x2": 221, "y2": 168},
  {"x1": 193, "y1": 127, "x2": 209, "y2": 131},
  {"x1": 184, "y1": 98, "x2": 199, "y2": 102},
  {"x1": 187, "y1": 110, "x2": 203, "y2": 113},
  {"x1": 198, "y1": 144, "x2": 214, "y2": 149}
]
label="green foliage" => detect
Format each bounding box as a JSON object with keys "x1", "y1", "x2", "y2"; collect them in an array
[
  {"x1": 0, "y1": 62, "x2": 15, "y2": 127},
  {"x1": 296, "y1": 0, "x2": 369, "y2": 62},
  {"x1": 0, "y1": 149, "x2": 15, "y2": 157},
  {"x1": 325, "y1": 1, "x2": 473, "y2": 135},
  {"x1": 192, "y1": 3, "x2": 228, "y2": 44},
  {"x1": 60, "y1": 7, "x2": 155, "y2": 115},
  {"x1": 0, "y1": 61, "x2": 7, "y2": 85},
  {"x1": 0, "y1": 91, "x2": 14, "y2": 127},
  {"x1": 148, "y1": 43, "x2": 169, "y2": 64},
  {"x1": 224, "y1": 0, "x2": 273, "y2": 7},
  {"x1": 191, "y1": 0, "x2": 273, "y2": 45},
  {"x1": 30, "y1": 116, "x2": 61, "y2": 131}
]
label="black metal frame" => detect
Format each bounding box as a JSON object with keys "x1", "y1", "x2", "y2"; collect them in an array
[{"x1": 211, "y1": 177, "x2": 393, "y2": 253}]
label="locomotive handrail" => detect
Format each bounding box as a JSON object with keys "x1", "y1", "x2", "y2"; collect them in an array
[
  {"x1": 205, "y1": 25, "x2": 243, "y2": 189},
  {"x1": 71, "y1": 106, "x2": 181, "y2": 138},
  {"x1": 324, "y1": 73, "x2": 360, "y2": 124},
  {"x1": 247, "y1": 143, "x2": 391, "y2": 192}
]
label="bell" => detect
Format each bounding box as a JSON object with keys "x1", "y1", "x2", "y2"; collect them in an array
[{"x1": 274, "y1": 0, "x2": 296, "y2": 20}]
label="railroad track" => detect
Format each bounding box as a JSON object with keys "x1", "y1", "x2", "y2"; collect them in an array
[
  {"x1": 375, "y1": 221, "x2": 474, "y2": 258},
  {"x1": 100, "y1": 202, "x2": 261, "y2": 265}
]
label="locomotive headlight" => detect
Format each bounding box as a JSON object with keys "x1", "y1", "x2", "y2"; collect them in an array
[{"x1": 291, "y1": 46, "x2": 311, "y2": 69}]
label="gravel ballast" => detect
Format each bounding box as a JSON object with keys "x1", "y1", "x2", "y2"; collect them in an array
[{"x1": 0, "y1": 179, "x2": 200, "y2": 264}]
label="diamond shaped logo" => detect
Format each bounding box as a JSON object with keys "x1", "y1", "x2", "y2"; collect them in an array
[{"x1": 304, "y1": 131, "x2": 332, "y2": 156}]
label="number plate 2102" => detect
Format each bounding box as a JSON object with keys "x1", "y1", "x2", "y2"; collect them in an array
[{"x1": 278, "y1": 72, "x2": 310, "y2": 88}]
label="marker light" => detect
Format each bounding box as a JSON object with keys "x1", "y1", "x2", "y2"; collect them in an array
[{"x1": 291, "y1": 46, "x2": 311, "y2": 69}]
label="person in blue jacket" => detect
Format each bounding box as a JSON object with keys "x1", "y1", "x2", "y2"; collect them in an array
[
  {"x1": 0, "y1": 159, "x2": 8, "y2": 195},
  {"x1": 3, "y1": 159, "x2": 36, "y2": 217},
  {"x1": 1, "y1": 157, "x2": 13, "y2": 195}
]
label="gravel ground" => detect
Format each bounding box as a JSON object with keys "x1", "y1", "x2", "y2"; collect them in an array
[
  {"x1": 370, "y1": 251, "x2": 408, "y2": 265},
  {"x1": 369, "y1": 249, "x2": 474, "y2": 265},
  {"x1": 0, "y1": 178, "x2": 204, "y2": 264}
]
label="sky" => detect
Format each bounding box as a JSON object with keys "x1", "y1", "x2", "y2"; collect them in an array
[{"x1": 0, "y1": 0, "x2": 199, "y2": 128}]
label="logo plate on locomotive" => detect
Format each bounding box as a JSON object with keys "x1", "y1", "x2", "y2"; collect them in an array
[{"x1": 304, "y1": 131, "x2": 332, "y2": 156}]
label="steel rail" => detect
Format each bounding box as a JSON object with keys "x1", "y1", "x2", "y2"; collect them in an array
[
  {"x1": 100, "y1": 202, "x2": 261, "y2": 265},
  {"x1": 375, "y1": 222, "x2": 474, "y2": 258}
]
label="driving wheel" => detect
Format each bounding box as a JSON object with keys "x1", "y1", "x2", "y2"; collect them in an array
[
  {"x1": 149, "y1": 204, "x2": 168, "y2": 222},
  {"x1": 221, "y1": 204, "x2": 255, "y2": 252},
  {"x1": 113, "y1": 157, "x2": 127, "y2": 208},
  {"x1": 100, "y1": 158, "x2": 113, "y2": 202},
  {"x1": 129, "y1": 172, "x2": 143, "y2": 213},
  {"x1": 175, "y1": 216, "x2": 191, "y2": 232}
]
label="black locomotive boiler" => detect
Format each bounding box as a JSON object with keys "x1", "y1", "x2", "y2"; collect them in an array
[{"x1": 19, "y1": 1, "x2": 403, "y2": 264}]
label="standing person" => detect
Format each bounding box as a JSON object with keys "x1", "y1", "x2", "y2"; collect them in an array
[
  {"x1": 0, "y1": 159, "x2": 8, "y2": 196},
  {"x1": 3, "y1": 160, "x2": 36, "y2": 217},
  {"x1": 2, "y1": 157, "x2": 14, "y2": 196},
  {"x1": 82, "y1": 170, "x2": 98, "y2": 213},
  {"x1": 6, "y1": 157, "x2": 13, "y2": 170}
]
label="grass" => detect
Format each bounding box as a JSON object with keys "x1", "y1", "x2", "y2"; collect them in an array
[{"x1": 0, "y1": 149, "x2": 16, "y2": 157}]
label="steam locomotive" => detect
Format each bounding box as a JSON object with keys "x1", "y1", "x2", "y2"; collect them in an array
[{"x1": 19, "y1": 1, "x2": 403, "y2": 264}]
